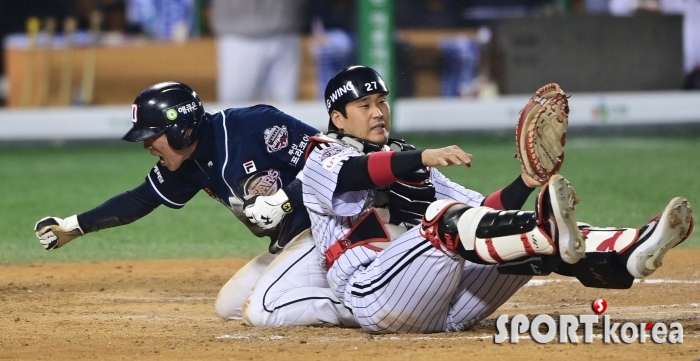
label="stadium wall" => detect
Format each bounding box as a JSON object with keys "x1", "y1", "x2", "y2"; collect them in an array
[{"x1": 1, "y1": 91, "x2": 700, "y2": 141}]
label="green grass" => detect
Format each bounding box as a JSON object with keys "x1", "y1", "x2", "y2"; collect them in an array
[{"x1": 2, "y1": 133, "x2": 699, "y2": 265}]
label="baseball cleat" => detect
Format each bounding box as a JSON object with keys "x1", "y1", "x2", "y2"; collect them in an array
[
  {"x1": 516, "y1": 83, "x2": 569, "y2": 184},
  {"x1": 545, "y1": 174, "x2": 585, "y2": 264},
  {"x1": 626, "y1": 197, "x2": 694, "y2": 279}
]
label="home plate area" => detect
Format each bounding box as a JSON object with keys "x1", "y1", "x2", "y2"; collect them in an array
[{"x1": 1, "y1": 251, "x2": 699, "y2": 360}]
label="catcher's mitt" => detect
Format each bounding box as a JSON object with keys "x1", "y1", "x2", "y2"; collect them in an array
[{"x1": 516, "y1": 83, "x2": 569, "y2": 183}]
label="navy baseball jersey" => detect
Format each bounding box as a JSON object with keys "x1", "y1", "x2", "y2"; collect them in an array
[{"x1": 145, "y1": 104, "x2": 317, "y2": 240}]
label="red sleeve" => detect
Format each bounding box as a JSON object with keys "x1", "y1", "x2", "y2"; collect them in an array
[
  {"x1": 367, "y1": 151, "x2": 398, "y2": 186},
  {"x1": 483, "y1": 189, "x2": 506, "y2": 210}
]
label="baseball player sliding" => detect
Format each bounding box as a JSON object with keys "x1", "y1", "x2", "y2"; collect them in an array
[
  {"x1": 270, "y1": 65, "x2": 692, "y2": 333},
  {"x1": 34, "y1": 81, "x2": 357, "y2": 327}
]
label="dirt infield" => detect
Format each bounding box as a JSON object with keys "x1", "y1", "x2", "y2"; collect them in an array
[{"x1": 2, "y1": 250, "x2": 700, "y2": 361}]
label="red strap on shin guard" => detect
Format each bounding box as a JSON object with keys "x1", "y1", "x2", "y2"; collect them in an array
[
  {"x1": 485, "y1": 238, "x2": 505, "y2": 263},
  {"x1": 521, "y1": 233, "x2": 537, "y2": 255}
]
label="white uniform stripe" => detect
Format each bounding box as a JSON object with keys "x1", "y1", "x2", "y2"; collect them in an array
[
  {"x1": 350, "y1": 241, "x2": 433, "y2": 295},
  {"x1": 446, "y1": 264, "x2": 531, "y2": 331},
  {"x1": 465, "y1": 276, "x2": 528, "y2": 327},
  {"x1": 147, "y1": 174, "x2": 185, "y2": 207},
  {"x1": 218, "y1": 110, "x2": 241, "y2": 205},
  {"x1": 347, "y1": 230, "x2": 465, "y2": 333},
  {"x1": 371, "y1": 246, "x2": 456, "y2": 332}
]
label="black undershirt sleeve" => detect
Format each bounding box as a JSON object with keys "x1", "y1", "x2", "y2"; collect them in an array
[
  {"x1": 77, "y1": 182, "x2": 161, "y2": 233},
  {"x1": 481, "y1": 175, "x2": 535, "y2": 210},
  {"x1": 390, "y1": 150, "x2": 425, "y2": 180},
  {"x1": 335, "y1": 150, "x2": 424, "y2": 193}
]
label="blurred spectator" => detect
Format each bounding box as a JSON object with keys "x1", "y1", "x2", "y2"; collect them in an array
[
  {"x1": 209, "y1": 0, "x2": 309, "y2": 103},
  {"x1": 584, "y1": 0, "x2": 612, "y2": 12},
  {"x1": 307, "y1": 0, "x2": 355, "y2": 99},
  {"x1": 102, "y1": 1, "x2": 128, "y2": 33},
  {"x1": 439, "y1": 28, "x2": 495, "y2": 98},
  {"x1": 308, "y1": 21, "x2": 354, "y2": 100},
  {"x1": 126, "y1": 0, "x2": 197, "y2": 41},
  {"x1": 0, "y1": 0, "x2": 73, "y2": 107},
  {"x1": 609, "y1": 0, "x2": 700, "y2": 88},
  {"x1": 396, "y1": 0, "x2": 461, "y2": 28},
  {"x1": 440, "y1": 37, "x2": 480, "y2": 97},
  {"x1": 459, "y1": 0, "x2": 555, "y2": 24},
  {"x1": 609, "y1": 0, "x2": 661, "y2": 14},
  {"x1": 307, "y1": 0, "x2": 421, "y2": 99},
  {"x1": 660, "y1": 0, "x2": 700, "y2": 88}
]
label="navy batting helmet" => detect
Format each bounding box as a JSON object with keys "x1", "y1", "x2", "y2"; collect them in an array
[
  {"x1": 122, "y1": 81, "x2": 205, "y2": 150},
  {"x1": 324, "y1": 66, "x2": 389, "y2": 130}
]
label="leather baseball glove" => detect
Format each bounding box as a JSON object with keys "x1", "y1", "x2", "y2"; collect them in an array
[{"x1": 516, "y1": 83, "x2": 569, "y2": 183}]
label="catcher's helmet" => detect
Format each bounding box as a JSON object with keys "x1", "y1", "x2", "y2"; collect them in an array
[
  {"x1": 122, "y1": 81, "x2": 205, "y2": 150},
  {"x1": 324, "y1": 65, "x2": 389, "y2": 123}
]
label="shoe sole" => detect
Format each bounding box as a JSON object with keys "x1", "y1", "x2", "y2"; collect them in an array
[
  {"x1": 627, "y1": 197, "x2": 693, "y2": 278},
  {"x1": 548, "y1": 174, "x2": 585, "y2": 264}
]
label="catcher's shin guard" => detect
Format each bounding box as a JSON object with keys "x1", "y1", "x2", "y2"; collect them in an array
[
  {"x1": 419, "y1": 200, "x2": 556, "y2": 264},
  {"x1": 419, "y1": 175, "x2": 584, "y2": 267},
  {"x1": 556, "y1": 197, "x2": 694, "y2": 288},
  {"x1": 456, "y1": 207, "x2": 556, "y2": 264},
  {"x1": 516, "y1": 83, "x2": 569, "y2": 183}
]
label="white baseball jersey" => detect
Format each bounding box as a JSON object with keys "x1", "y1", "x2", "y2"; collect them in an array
[{"x1": 301, "y1": 140, "x2": 532, "y2": 333}]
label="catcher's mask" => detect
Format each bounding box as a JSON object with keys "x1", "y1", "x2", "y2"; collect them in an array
[
  {"x1": 324, "y1": 65, "x2": 389, "y2": 132},
  {"x1": 122, "y1": 81, "x2": 205, "y2": 150}
]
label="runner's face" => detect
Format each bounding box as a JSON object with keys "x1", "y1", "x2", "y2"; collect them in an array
[
  {"x1": 143, "y1": 133, "x2": 190, "y2": 171},
  {"x1": 334, "y1": 93, "x2": 391, "y2": 145}
]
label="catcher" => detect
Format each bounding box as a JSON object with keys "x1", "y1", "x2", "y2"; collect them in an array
[{"x1": 245, "y1": 65, "x2": 694, "y2": 333}]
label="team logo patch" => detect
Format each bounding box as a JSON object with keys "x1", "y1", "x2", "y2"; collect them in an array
[
  {"x1": 162, "y1": 100, "x2": 199, "y2": 122},
  {"x1": 243, "y1": 169, "x2": 282, "y2": 197},
  {"x1": 319, "y1": 146, "x2": 343, "y2": 161},
  {"x1": 263, "y1": 125, "x2": 289, "y2": 153},
  {"x1": 319, "y1": 145, "x2": 346, "y2": 169},
  {"x1": 165, "y1": 109, "x2": 178, "y2": 121},
  {"x1": 131, "y1": 104, "x2": 138, "y2": 124},
  {"x1": 243, "y1": 160, "x2": 257, "y2": 174},
  {"x1": 281, "y1": 201, "x2": 292, "y2": 213}
]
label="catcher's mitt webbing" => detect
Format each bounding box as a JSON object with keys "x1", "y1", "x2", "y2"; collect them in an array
[{"x1": 516, "y1": 83, "x2": 569, "y2": 183}]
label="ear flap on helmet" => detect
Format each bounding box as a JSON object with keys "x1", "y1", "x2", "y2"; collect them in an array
[{"x1": 165, "y1": 113, "x2": 204, "y2": 150}]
